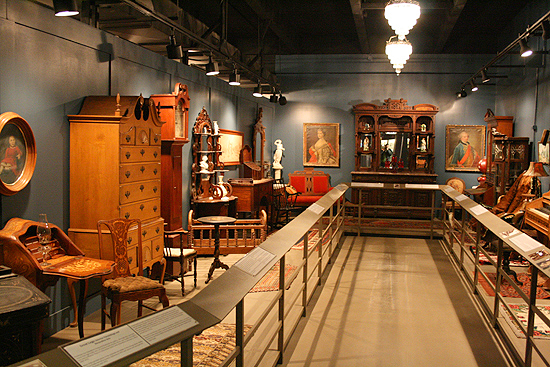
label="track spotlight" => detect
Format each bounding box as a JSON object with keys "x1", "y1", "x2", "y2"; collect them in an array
[
  {"x1": 543, "y1": 20, "x2": 550, "y2": 40},
  {"x1": 269, "y1": 93, "x2": 278, "y2": 103},
  {"x1": 229, "y1": 69, "x2": 241, "y2": 86},
  {"x1": 481, "y1": 69, "x2": 490, "y2": 84},
  {"x1": 470, "y1": 79, "x2": 478, "y2": 92},
  {"x1": 519, "y1": 38, "x2": 533, "y2": 57},
  {"x1": 166, "y1": 34, "x2": 183, "y2": 60},
  {"x1": 456, "y1": 89, "x2": 467, "y2": 98},
  {"x1": 205, "y1": 57, "x2": 219, "y2": 76},
  {"x1": 53, "y1": 0, "x2": 79, "y2": 16},
  {"x1": 279, "y1": 94, "x2": 287, "y2": 105},
  {"x1": 253, "y1": 82, "x2": 263, "y2": 97}
]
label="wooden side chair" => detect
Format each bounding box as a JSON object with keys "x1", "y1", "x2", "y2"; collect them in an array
[
  {"x1": 97, "y1": 218, "x2": 169, "y2": 330},
  {"x1": 163, "y1": 227, "x2": 197, "y2": 296}
]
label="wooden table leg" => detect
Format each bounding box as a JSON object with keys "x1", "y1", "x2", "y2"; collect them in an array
[{"x1": 78, "y1": 279, "x2": 86, "y2": 338}]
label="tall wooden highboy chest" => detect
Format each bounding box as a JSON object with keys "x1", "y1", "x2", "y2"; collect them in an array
[{"x1": 68, "y1": 95, "x2": 166, "y2": 279}]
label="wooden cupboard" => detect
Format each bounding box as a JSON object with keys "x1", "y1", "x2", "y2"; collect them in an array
[{"x1": 68, "y1": 95, "x2": 165, "y2": 279}]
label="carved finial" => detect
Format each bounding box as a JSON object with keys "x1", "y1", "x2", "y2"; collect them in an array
[{"x1": 115, "y1": 93, "x2": 121, "y2": 116}]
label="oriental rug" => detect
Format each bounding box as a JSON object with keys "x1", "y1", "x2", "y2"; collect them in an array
[
  {"x1": 478, "y1": 272, "x2": 550, "y2": 299},
  {"x1": 131, "y1": 323, "x2": 251, "y2": 367},
  {"x1": 291, "y1": 228, "x2": 330, "y2": 251},
  {"x1": 249, "y1": 263, "x2": 298, "y2": 293},
  {"x1": 501, "y1": 304, "x2": 550, "y2": 339}
]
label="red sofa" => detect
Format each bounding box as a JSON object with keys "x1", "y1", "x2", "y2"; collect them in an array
[{"x1": 288, "y1": 168, "x2": 332, "y2": 206}]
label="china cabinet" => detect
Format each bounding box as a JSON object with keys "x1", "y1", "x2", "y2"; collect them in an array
[{"x1": 351, "y1": 98, "x2": 439, "y2": 218}]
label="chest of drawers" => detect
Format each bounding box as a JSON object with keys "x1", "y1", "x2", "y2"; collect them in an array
[{"x1": 68, "y1": 95, "x2": 165, "y2": 279}]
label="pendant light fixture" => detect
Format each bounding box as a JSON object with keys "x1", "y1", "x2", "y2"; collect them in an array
[
  {"x1": 205, "y1": 56, "x2": 219, "y2": 76},
  {"x1": 166, "y1": 33, "x2": 183, "y2": 60},
  {"x1": 519, "y1": 38, "x2": 533, "y2": 57},
  {"x1": 229, "y1": 69, "x2": 241, "y2": 86},
  {"x1": 53, "y1": 0, "x2": 79, "y2": 16},
  {"x1": 253, "y1": 81, "x2": 263, "y2": 97},
  {"x1": 384, "y1": 0, "x2": 421, "y2": 40},
  {"x1": 385, "y1": 36, "x2": 413, "y2": 75}
]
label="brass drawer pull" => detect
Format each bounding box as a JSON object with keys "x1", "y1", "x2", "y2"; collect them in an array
[
  {"x1": 128, "y1": 256, "x2": 133, "y2": 264},
  {"x1": 139, "y1": 185, "x2": 144, "y2": 191},
  {"x1": 140, "y1": 166, "x2": 145, "y2": 173},
  {"x1": 140, "y1": 204, "x2": 145, "y2": 211},
  {"x1": 142, "y1": 230, "x2": 147, "y2": 237},
  {"x1": 153, "y1": 151, "x2": 158, "y2": 158},
  {"x1": 125, "y1": 171, "x2": 131, "y2": 178},
  {"x1": 153, "y1": 205, "x2": 158, "y2": 212},
  {"x1": 125, "y1": 135, "x2": 131, "y2": 143},
  {"x1": 153, "y1": 186, "x2": 158, "y2": 193},
  {"x1": 125, "y1": 152, "x2": 130, "y2": 159},
  {"x1": 125, "y1": 191, "x2": 130, "y2": 198},
  {"x1": 153, "y1": 168, "x2": 158, "y2": 175},
  {"x1": 155, "y1": 227, "x2": 160, "y2": 234},
  {"x1": 140, "y1": 149, "x2": 145, "y2": 156},
  {"x1": 127, "y1": 236, "x2": 133, "y2": 244},
  {"x1": 155, "y1": 245, "x2": 160, "y2": 251}
]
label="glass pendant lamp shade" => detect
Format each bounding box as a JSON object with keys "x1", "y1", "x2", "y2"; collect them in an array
[
  {"x1": 384, "y1": 0, "x2": 421, "y2": 40},
  {"x1": 385, "y1": 36, "x2": 413, "y2": 74}
]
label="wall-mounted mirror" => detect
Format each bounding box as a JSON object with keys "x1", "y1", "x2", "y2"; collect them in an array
[{"x1": 380, "y1": 131, "x2": 410, "y2": 167}]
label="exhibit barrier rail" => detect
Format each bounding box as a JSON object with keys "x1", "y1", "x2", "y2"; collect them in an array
[
  {"x1": 13, "y1": 183, "x2": 348, "y2": 367},
  {"x1": 441, "y1": 186, "x2": 550, "y2": 367}
]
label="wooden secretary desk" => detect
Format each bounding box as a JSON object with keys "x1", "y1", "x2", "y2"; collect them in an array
[{"x1": 68, "y1": 94, "x2": 166, "y2": 280}]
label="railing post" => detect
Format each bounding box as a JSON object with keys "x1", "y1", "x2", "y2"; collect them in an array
[
  {"x1": 236, "y1": 298, "x2": 244, "y2": 367},
  {"x1": 278, "y1": 256, "x2": 286, "y2": 364},
  {"x1": 473, "y1": 220, "x2": 481, "y2": 294},
  {"x1": 459, "y1": 207, "x2": 466, "y2": 270},
  {"x1": 180, "y1": 337, "x2": 193, "y2": 367},
  {"x1": 525, "y1": 266, "x2": 538, "y2": 367},
  {"x1": 430, "y1": 189, "x2": 435, "y2": 239},
  {"x1": 357, "y1": 188, "x2": 362, "y2": 236},
  {"x1": 318, "y1": 218, "x2": 323, "y2": 284},
  {"x1": 302, "y1": 232, "x2": 308, "y2": 317},
  {"x1": 492, "y1": 238, "x2": 504, "y2": 327},
  {"x1": 328, "y1": 203, "x2": 334, "y2": 261}
]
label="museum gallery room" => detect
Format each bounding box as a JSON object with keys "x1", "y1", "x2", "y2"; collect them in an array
[{"x1": 7, "y1": 0, "x2": 550, "y2": 366}]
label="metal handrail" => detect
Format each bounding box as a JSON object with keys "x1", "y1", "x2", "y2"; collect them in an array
[
  {"x1": 441, "y1": 186, "x2": 550, "y2": 367},
  {"x1": 13, "y1": 184, "x2": 348, "y2": 367}
]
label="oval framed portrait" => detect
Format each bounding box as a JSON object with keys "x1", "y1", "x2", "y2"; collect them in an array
[{"x1": 0, "y1": 112, "x2": 36, "y2": 196}]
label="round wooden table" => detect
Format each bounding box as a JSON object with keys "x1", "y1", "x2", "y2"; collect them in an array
[{"x1": 197, "y1": 216, "x2": 237, "y2": 283}]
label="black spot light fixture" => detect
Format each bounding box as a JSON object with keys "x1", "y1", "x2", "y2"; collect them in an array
[{"x1": 53, "y1": 0, "x2": 79, "y2": 16}]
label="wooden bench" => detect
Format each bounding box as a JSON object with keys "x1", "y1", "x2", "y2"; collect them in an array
[
  {"x1": 288, "y1": 167, "x2": 333, "y2": 206},
  {"x1": 188, "y1": 209, "x2": 267, "y2": 255}
]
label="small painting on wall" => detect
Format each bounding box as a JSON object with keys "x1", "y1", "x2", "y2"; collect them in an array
[
  {"x1": 218, "y1": 129, "x2": 244, "y2": 166},
  {"x1": 445, "y1": 124, "x2": 485, "y2": 172},
  {"x1": 303, "y1": 123, "x2": 340, "y2": 167}
]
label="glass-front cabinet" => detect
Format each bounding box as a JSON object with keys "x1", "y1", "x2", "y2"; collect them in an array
[{"x1": 353, "y1": 98, "x2": 438, "y2": 173}]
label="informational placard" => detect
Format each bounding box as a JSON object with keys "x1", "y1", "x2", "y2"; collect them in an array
[
  {"x1": 128, "y1": 306, "x2": 198, "y2": 345},
  {"x1": 509, "y1": 233, "x2": 544, "y2": 253},
  {"x1": 470, "y1": 205, "x2": 489, "y2": 216},
  {"x1": 63, "y1": 307, "x2": 198, "y2": 367},
  {"x1": 308, "y1": 203, "x2": 325, "y2": 215},
  {"x1": 352, "y1": 182, "x2": 384, "y2": 188},
  {"x1": 455, "y1": 194, "x2": 469, "y2": 202},
  {"x1": 63, "y1": 325, "x2": 148, "y2": 367},
  {"x1": 443, "y1": 185, "x2": 454, "y2": 192},
  {"x1": 422, "y1": 184, "x2": 440, "y2": 189},
  {"x1": 234, "y1": 247, "x2": 276, "y2": 276}
]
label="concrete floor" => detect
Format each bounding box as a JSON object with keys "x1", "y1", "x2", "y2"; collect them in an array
[{"x1": 42, "y1": 234, "x2": 513, "y2": 366}]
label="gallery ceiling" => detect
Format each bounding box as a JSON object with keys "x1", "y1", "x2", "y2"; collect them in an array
[{"x1": 44, "y1": 0, "x2": 536, "y2": 94}]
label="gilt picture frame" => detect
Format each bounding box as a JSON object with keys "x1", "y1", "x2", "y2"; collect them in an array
[
  {"x1": 445, "y1": 125, "x2": 485, "y2": 172},
  {"x1": 0, "y1": 112, "x2": 37, "y2": 196},
  {"x1": 218, "y1": 129, "x2": 244, "y2": 166},
  {"x1": 303, "y1": 123, "x2": 340, "y2": 167}
]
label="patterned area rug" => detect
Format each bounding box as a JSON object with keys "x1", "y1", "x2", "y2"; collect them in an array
[
  {"x1": 249, "y1": 263, "x2": 298, "y2": 293},
  {"x1": 132, "y1": 323, "x2": 251, "y2": 367},
  {"x1": 501, "y1": 304, "x2": 550, "y2": 339},
  {"x1": 291, "y1": 229, "x2": 330, "y2": 251},
  {"x1": 478, "y1": 272, "x2": 550, "y2": 299}
]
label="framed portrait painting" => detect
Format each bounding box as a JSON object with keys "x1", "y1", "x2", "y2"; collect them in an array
[
  {"x1": 445, "y1": 125, "x2": 485, "y2": 172},
  {"x1": 218, "y1": 129, "x2": 244, "y2": 166},
  {"x1": 303, "y1": 123, "x2": 340, "y2": 167},
  {"x1": 0, "y1": 112, "x2": 36, "y2": 196}
]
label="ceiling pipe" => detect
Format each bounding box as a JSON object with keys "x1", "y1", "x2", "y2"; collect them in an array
[{"x1": 119, "y1": 0, "x2": 278, "y2": 91}]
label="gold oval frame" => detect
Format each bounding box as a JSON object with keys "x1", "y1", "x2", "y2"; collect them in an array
[{"x1": 0, "y1": 112, "x2": 36, "y2": 196}]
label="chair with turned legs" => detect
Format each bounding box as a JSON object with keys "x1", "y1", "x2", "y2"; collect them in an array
[{"x1": 97, "y1": 218, "x2": 169, "y2": 330}]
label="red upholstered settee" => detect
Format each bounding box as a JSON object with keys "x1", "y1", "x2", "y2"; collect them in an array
[{"x1": 288, "y1": 167, "x2": 332, "y2": 206}]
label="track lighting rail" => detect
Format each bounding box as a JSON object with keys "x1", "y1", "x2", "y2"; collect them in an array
[{"x1": 459, "y1": 9, "x2": 550, "y2": 94}]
